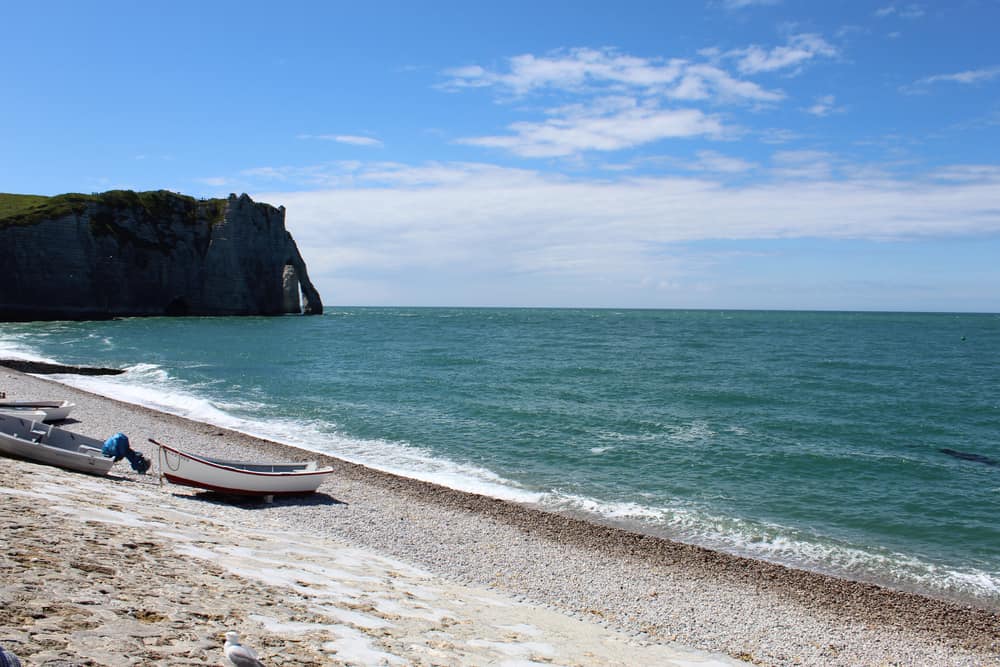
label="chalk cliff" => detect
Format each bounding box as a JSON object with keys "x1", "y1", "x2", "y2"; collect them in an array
[{"x1": 0, "y1": 190, "x2": 323, "y2": 320}]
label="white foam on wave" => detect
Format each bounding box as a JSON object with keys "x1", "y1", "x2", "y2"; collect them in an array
[
  {"x1": 0, "y1": 334, "x2": 62, "y2": 364},
  {"x1": 233, "y1": 415, "x2": 545, "y2": 505},
  {"x1": 55, "y1": 363, "x2": 248, "y2": 429},
  {"x1": 48, "y1": 363, "x2": 544, "y2": 506},
  {"x1": 667, "y1": 420, "x2": 716, "y2": 444},
  {"x1": 545, "y1": 490, "x2": 1000, "y2": 604}
]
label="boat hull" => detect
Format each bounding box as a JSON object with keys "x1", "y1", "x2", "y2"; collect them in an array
[
  {"x1": 0, "y1": 415, "x2": 114, "y2": 475},
  {"x1": 0, "y1": 400, "x2": 75, "y2": 422},
  {"x1": 156, "y1": 442, "x2": 332, "y2": 496}
]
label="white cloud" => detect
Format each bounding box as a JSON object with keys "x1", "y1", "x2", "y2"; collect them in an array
[
  {"x1": 457, "y1": 99, "x2": 725, "y2": 157},
  {"x1": 442, "y1": 48, "x2": 686, "y2": 96},
  {"x1": 914, "y1": 66, "x2": 1000, "y2": 87},
  {"x1": 770, "y1": 149, "x2": 836, "y2": 179},
  {"x1": 441, "y1": 47, "x2": 789, "y2": 158},
  {"x1": 690, "y1": 150, "x2": 757, "y2": 173},
  {"x1": 931, "y1": 165, "x2": 1000, "y2": 182},
  {"x1": 233, "y1": 163, "x2": 365, "y2": 189},
  {"x1": 299, "y1": 134, "x2": 384, "y2": 147},
  {"x1": 875, "y1": 4, "x2": 925, "y2": 19},
  {"x1": 199, "y1": 176, "x2": 231, "y2": 187},
  {"x1": 669, "y1": 64, "x2": 784, "y2": 102},
  {"x1": 256, "y1": 160, "x2": 1000, "y2": 302},
  {"x1": 333, "y1": 135, "x2": 384, "y2": 147},
  {"x1": 805, "y1": 94, "x2": 845, "y2": 116},
  {"x1": 719, "y1": 0, "x2": 781, "y2": 8},
  {"x1": 903, "y1": 65, "x2": 1000, "y2": 94},
  {"x1": 728, "y1": 33, "x2": 838, "y2": 75},
  {"x1": 441, "y1": 46, "x2": 783, "y2": 104},
  {"x1": 758, "y1": 128, "x2": 802, "y2": 144}
]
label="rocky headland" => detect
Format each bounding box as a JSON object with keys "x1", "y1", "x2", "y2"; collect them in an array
[{"x1": 0, "y1": 190, "x2": 322, "y2": 320}]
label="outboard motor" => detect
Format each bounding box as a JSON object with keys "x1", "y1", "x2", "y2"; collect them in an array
[{"x1": 102, "y1": 432, "x2": 152, "y2": 474}]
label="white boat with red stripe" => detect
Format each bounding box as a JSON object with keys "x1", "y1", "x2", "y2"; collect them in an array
[{"x1": 152, "y1": 438, "x2": 333, "y2": 497}]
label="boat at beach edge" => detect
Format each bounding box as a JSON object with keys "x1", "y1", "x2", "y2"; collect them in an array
[
  {"x1": 152, "y1": 438, "x2": 333, "y2": 496},
  {"x1": 0, "y1": 414, "x2": 114, "y2": 475}
]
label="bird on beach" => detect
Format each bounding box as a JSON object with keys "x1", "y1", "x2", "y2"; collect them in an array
[
  {"x1": 0, "y1": 644, "x2": 21, "y2": 667},
  {"x1": 223, "y1": 631, "x2": 265, "y2": 667}
]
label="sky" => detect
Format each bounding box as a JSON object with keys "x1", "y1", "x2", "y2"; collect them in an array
[{"x1": 3, "y1": 1, "x2": 1000, "y2": 311}]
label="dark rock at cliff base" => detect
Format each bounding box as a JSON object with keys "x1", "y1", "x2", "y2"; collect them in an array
[
  {"x1": 0, "y1": 190, "x2": 323, "y2": 321},
  {"x1": 0, "y1": 360, "x2": 125, "y2": 375}
]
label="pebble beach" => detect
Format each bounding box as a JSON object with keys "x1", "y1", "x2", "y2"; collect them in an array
[{"x1": 1, "y1": 366, "x2": 998, "y2": 667}]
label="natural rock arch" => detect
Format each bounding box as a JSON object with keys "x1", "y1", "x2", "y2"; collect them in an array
[{"x1": 282, "y1": 233, "x2": 322, "y2": 315}]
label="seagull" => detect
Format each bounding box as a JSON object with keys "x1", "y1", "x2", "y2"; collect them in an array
[
  {"x1": 223, "y1": 631, "x2": 264, "y2": 667},
  {"x1": 0, "y1": 644, "x2": 21, "y2": 667}
]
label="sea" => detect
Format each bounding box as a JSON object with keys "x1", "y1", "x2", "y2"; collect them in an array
[{"x1": 1, "y1": 308, "x2": 998, "y2": 608}]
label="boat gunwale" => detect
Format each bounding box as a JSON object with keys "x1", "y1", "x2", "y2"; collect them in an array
[
  {"x1": 156, "y1": 441, "x2": 334, "y2": 477},
  {"x1": 0, "y1": 415, "x2": 114, "y2": 474},
  {"x1": 0, "y1": 400, "x2": 71, "y2": 409}
]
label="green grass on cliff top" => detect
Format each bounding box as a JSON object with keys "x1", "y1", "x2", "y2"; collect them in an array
[{"x1": 0, "y1": 190, "x2": 228, "y2": 227}]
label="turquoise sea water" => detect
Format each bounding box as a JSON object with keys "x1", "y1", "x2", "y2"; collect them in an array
[{"x1": 2, "y1": 309, "x2": 998, "y2": 607}]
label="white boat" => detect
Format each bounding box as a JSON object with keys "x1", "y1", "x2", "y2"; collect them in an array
[
  {"x1": 152, "y1": 439, "x2": 333, "y2": 496},
  {"x1": 0, "y1": 414, "x2": 114, "y2": 475},
  {"x1": 0, "y1": 399, "x2": 75, "y2": 422},
  {"x1": 0, "y1": 408, "x2": 47, "y2": 422}
]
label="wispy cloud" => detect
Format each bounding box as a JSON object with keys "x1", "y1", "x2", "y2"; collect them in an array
[
  {"x1": 669, "y1": 63, "x2": 784, "y2": 102},
  {"x1": 875, "y1": 4, "x2": 926, "y2": 19},
  {"x1": 913, "y1": 65, "x2": 1000, "y2": 87},
  {"x1": 770, "y1": 149, "x2": 836, "y2": 180},
  {"x1": 689, "y1": 150, "x2": 758, "y2": 173},
  {"x1": 758, "y1": 128, "x2": 802, "y2": 144},
  {"x1": 718, "y1": 0, "x2": 781, "y2": 8},
  {"x1": 441, "y1": 47, "x2": 785, "y2": 103},
  {"x1": 225, "y1": 163, "x2": 368, "y2": 190},
  {"x1": 725, "y1": 33, "x2": 838, "y2": 75},
  {"x1": 199, "y1": 176, "x2": 231, "y2": 187},
  {"x1": 805, "y1": 94, "x2": 846, "y2": 116},
  {"x1": 441, "y1": 48, "x2": 688, "y2": 96},
  {"x1": 903, "y1": 65, "x2": 1000, "y2": 94},
  {"x1": 457, "y1": 98, "x2": 725, "y2": 157},
  {"x1": 298, "y1": 133, "x2": 384, "y2": 147},
  {"x1": 931, "y1": 165, "x2": 1000, "y2": 182}
]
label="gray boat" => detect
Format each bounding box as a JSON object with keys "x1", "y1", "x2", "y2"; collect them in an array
[{"x1": 0, "y1": 414, "x2": 113, "y2": 475}]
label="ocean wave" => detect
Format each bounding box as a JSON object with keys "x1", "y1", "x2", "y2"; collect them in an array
[
  {"x1": 46, "y1": 363, "x2": 544, "y2": 506},
  {"x1": 0, "y1": 335, "x2": 62, "y2": 364},
  {"x1": 228, "y1": 416, "x2": 545, "y2": 505},
  {"x1": 52, "y1": 364, "x2": 247, "y2": 429}
]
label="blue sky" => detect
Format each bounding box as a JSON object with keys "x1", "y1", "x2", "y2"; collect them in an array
[{"x1": 4, "y1": 1, "x2": 1000, "y2": 311}]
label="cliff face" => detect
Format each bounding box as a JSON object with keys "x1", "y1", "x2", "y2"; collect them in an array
[{"x1": 0, "y1": 190, "x2": 323, "y2": 320}]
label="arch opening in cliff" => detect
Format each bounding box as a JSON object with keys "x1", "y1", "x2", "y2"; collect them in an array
[{"x1": 283, "y1": 234, "x2": 323, "y2": 315}]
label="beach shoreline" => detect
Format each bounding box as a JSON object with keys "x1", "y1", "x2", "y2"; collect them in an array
[{"x1": 2, "y1": 365, "x2": 998, "y2": 666}]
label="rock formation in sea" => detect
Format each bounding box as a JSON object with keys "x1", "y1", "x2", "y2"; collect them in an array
[{"x1": 0, "y1": 190, "x2": 323, "y2": 320}]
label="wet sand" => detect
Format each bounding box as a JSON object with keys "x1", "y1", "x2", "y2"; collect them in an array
[{"x1": 1, "y1": 366, "x2": 997, "y2": 666}]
